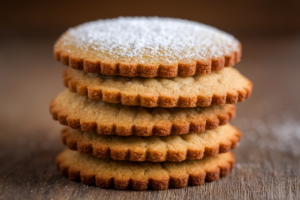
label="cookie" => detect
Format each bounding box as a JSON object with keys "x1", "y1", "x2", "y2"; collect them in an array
[
  {"x1": 56, "y1": 149, "x2": 235, "y2": 190},
  {"x1": 50, "y1": 90, "x2": 236, "y2": 136},
  {"x1": 61, "y1": 124, "x2": 241, "y2": 162},
  {"x1": 54, "y1": 17, "x2": 241, "y2": 78},
  {"x1": 63, "y1": 67, "x2": 252, "y2": 107}
]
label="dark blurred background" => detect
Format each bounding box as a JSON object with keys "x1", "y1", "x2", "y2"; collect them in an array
[
  {"x1": 2, "y1": 0, "x2": 300, "y2": 35},
  {"x1": 1, "y1": 1, "x2": 300, "y2": 198}
]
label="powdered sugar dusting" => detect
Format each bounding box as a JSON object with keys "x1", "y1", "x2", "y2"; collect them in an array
[{"x1": 60, "y1": 17, "x2": 240, "y2": 63}]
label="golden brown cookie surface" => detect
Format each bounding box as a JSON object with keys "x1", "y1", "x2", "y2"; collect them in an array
[
  {"x1": 63, "y1": 67, "x2": 252, "y2": 108},
  {"x1": 54, "y1": 17, "x2": 241, "y2": 78},
  {"x1": 61, "y1": 124, "x2": 241, "y2": 162},
  {"x1": 56, "y1": 149, "x2": 235, "y2": 190},
  {"x1": 50, "y1": 90, "x2": 236, "y2": 136}
]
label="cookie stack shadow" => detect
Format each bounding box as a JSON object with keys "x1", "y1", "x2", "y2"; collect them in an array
[{"x1": 50, "y1": 17, "x2": 253, "y2": 190}]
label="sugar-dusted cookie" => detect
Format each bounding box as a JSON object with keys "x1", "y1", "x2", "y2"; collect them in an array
[
  {"x1": 63, "y1": 67, "x2": 252, "y2": 107},
  {"x1": 50, "y1": 90, "x2": 236, "y2": 136},
  {"x1": 54, "y1": 17, "x2": 241, "y2": 78},
  {"x1": 61, "y1": 124, "x2": 241, "y2": 162},
  {"x1": 56, "y1": 149, "x2": 235, "y2": 190}
]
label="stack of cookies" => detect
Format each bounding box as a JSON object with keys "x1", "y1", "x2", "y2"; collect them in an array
[{"x1": 50, "y1": 17, "x2": 253, "y2": 190}]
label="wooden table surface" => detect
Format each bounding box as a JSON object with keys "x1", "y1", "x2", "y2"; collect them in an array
[{"x1": 0, "y1": 34, "x2": 300, "y2": 200}]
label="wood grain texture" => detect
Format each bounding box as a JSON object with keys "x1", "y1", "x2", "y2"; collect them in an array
[{"x1": 0, "y1": 35, "x2": 300, "y2": 199}]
